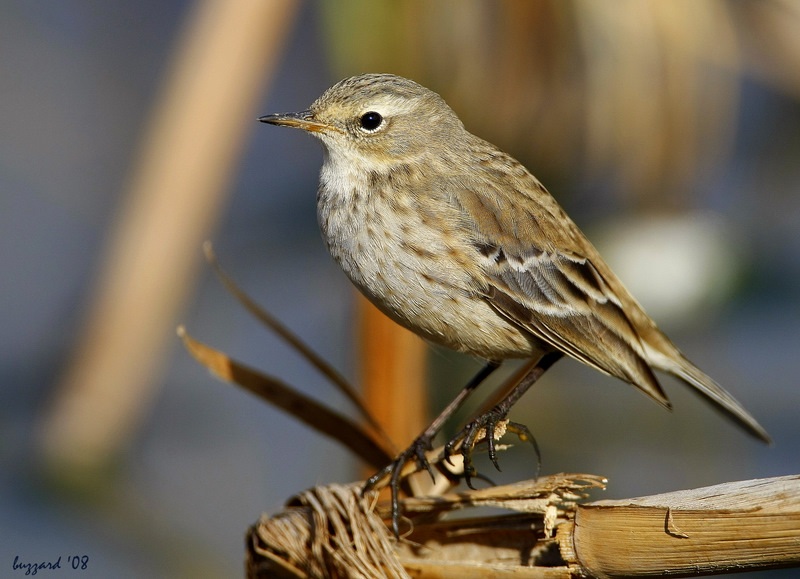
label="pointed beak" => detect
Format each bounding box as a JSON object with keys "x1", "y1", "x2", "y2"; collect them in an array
[{"x1": 258, "y1": 110, "x2": 331, "y2": 134}]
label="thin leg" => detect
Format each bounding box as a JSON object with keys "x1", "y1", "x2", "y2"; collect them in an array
[
  {"x1": 363, "y1": 360, "x2": 500, "y2": 536},
  {"x1": 446, "y1": 351, "x2": 563, "y2": 488},
  {"x1": 417, "y1": 360, "x2": 501, "y2": 450}
]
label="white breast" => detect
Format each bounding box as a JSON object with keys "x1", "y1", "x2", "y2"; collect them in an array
[{"x1": 315, "y1": 158, "x2": 538, "y2": 360}]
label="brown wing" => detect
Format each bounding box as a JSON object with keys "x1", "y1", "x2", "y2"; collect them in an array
[
  {"x1": 448, "y1": 147, "x2": 769, "y2": 441},
  {"x1": 482, "y1": 241, "x2": 669, "y2": 408},
  {"x1": 450, "y1": 155, "x2": 669, "y2": 406}
]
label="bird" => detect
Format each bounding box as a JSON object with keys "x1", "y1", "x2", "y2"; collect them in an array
[{"x1": 260, "y1": 73, "x2": 770, "y2": 533}]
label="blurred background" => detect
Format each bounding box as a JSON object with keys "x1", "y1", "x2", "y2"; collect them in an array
[{"x1": 2, "y1": 0, "x2": 800, "y2": 576}]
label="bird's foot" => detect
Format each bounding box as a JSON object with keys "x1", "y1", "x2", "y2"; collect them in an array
[
  {"x1": 363, "y1": 434, "x2": 436, "y2": 537},
  {"x1": 444, "y1": 408, "x2": 541, "y2": 489}
]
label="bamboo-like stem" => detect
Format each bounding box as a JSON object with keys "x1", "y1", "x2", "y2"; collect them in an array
[
  {"x1": 561, "y1": 475, "x2": 800, "y2": 577},
  {"x1": 247, "y1": 474, "x2": 800, "y2": 578}
]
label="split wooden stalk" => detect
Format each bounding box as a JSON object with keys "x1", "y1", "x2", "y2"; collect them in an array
[{"x1": 562, "y1": 474, "x2": 800, "y2": 577}]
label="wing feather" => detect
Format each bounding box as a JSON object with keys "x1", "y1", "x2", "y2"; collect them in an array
[
  {"x1": 441, "y1": 142, "x2": 768, "y2": 440},
  {"x1": 451, "y1": 160, "x2": 669, "y2": 405}
]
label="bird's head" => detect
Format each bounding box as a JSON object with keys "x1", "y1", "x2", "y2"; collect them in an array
[{"x1": 260, "y1": 73, "x2": 465, "y2": 168}]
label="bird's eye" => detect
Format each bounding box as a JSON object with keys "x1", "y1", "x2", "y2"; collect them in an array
[{"x1": 359, "y1": 111, "x2": 383, "y2": 132}]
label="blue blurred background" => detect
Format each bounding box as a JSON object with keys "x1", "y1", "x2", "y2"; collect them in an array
[{"x1": 2, "y1": 1, "x2": 799, "y2": 576}]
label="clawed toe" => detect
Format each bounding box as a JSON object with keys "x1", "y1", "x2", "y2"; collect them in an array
[
  {"x1": 363, "y1": 435, "x2": 436, "y2": 537},
  {"x1": 444, "y1": 411, "x2": 541, "y2": 489},
  {"x1": 363, "y1": 415, "x2": 541, "y2": 537}
]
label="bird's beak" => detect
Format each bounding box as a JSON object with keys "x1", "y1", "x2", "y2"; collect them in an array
[{"x1": 258, "y1": 110, "x2": 331, "y2": 134}]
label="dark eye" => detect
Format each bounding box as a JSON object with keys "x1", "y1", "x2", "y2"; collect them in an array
[{"x1": 359, "y1": 111, "x2": 383, "y2": 131}]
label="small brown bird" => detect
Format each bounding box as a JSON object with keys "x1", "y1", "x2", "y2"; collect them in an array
[{"x1": 261, "y1": 73, "x2": 770, "y2": 532}]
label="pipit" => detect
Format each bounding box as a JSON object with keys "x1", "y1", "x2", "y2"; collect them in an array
[{"x1": 260, "y1": 73, "x2": 770, "y2": 535}]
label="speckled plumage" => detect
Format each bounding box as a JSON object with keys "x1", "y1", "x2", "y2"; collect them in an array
[
  {"x1": 261, "y1": 74, "x2": 771, "y2": 536},
  {"x1": 261, "y1": 73, "x2": 769, "y2": 443}
]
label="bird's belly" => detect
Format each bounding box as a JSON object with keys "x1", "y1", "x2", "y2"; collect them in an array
[
  {"x1": 369, "y1": 278, "x2": 537, "y2": 360},
  {"x1": 319, "y1": 194, "x2": 537, "y2": 360}
]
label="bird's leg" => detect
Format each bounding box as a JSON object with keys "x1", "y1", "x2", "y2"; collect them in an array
[
  {"x1": 363, "y1": 360, "x2": 500, "y2": 536},
  {"x1": 445, "y1": 351, "x2": 563, "y2": 488}
]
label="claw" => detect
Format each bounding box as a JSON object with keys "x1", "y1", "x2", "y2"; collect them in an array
[
  {"x1": 460, "y1": 421, "x2": 483, "y2": 489},
  {"x1": 363, "y1": 435, "x2": 435, "y2": 537},
  {"x1": 388, "y1": 461, "x2": 404, "y2": 537},
  {"x1": 443, "y1": 437, "x2": 460, "y2": 466},
  {"x1": 507, "y1": 421, "x2": 542, "y2": 477},
  {"x1": 444, "y1": 409, "x2": 542, "y2": 490},
  {"x1": 414, "y1": 442, "x2": 436, "y2": 484},
  {"x1": 486, "y1": 420, "x2": 501, "y2": 471},
  {"x1": 366, "y1": 412, "x2": 543, "y2": 537}
]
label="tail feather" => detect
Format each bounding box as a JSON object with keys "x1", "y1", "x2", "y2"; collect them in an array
[{"x1": 648, "y1": 346, "x2": 771, "y2": 444}]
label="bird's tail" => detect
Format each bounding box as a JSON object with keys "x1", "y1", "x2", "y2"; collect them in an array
[{"x1": 645, "y1": 345, "x2": 771, "y2": 443}]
